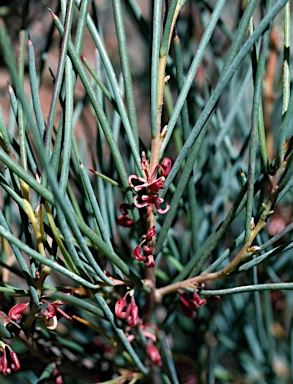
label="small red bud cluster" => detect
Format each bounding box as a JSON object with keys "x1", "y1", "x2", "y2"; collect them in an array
[
  {"x1": 128, "y1": 153, "x2": 171, "y2": 217},
  {"x1": 0, "y1": 342, "x2": 20, "y2": 375},
  {"x1": 133, "y1": 226, "x2": 156, "y2": 267},
  {"x1": 179, "y1": 291, "x2": 207, "y2": 319},
  {"x1": 115, "y1": 291, "x2": 139, "y2": 328}
]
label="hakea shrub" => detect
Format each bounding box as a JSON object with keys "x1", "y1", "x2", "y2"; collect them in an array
[{"x1": 0, "y1": 1, "x2": 292, "y2": 383}]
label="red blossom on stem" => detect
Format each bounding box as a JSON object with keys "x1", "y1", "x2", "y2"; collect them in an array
[
  {"x1": 116, "y1": 204, "x2": 134, "y2": 227},
  {"x1": 115, "y1": 292, "x2": 139, "y2": 327},
  {"x1": 125, "y1": 296, "x2": 139, "y2": 327},
  {"x1": 133, "y1": 230, "x2": 156, "y2": 268},
  {"x1": 115, "y1": 295, "x2": 128, "y2": 319},
  {"x1": 129, "y1": 153, "x2": 171, "y2": 216},
  {"x1": 40, "y1": 300, "x2": 72, "y2": 330},
  {"x1": 179, "y1": 291, "x2": 207, "y2": 319},
  {"x1": 8, "y1": 302, "x2": 29, "y2": 321},
  {"x1": 0, "y1": 342, "x2": 20, "y2": 375},
  {"x1": 146, "y1": 342, "x2": 162, "y2": 367}
]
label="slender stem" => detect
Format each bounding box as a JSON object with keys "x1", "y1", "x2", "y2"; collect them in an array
[{"x1": 156, "y1": 205, "x2": 271, "y2": 300}]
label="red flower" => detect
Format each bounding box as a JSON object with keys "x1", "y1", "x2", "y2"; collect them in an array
[
  {"x1": 115, "y1": 294, "x2": 128, "y2": 319},
  {"x1": 160, "y1": 157, "x2": 172, "y2": 177},
  {"x1": 146, "y1": 342, "x2": 162, "y2": 366},
  {"x1": 8, "y1": 302, "x2": 29, "y2": 321},
  {"x1": 179, "y1": 292, "x2": 207, "y2": 319},
  {"x1": 0, "y1": 342, "x2": 20, "y2": 375},
  {"x1": 128, "y1": 153, "x2": 171, "y2": 216},
  {"x1": 179, "y1": 295, "x2": 198, "y2": 319},
  {"x1": 116, "y1": 204, "x2": 134, "y2": 227},
  {"x1": 193, "y1": 292, "x2": 207, "y2": 306},
  {"x1": 133, "y1": 195, "x2": 170, "y2": 216},
  {"x1": 133, "y1": 246, "x2": 147, "y2": 262},
  {"x1": 115, "y1": 293, "x2": 139, "y2": 327},
  {"x1": 40, "y1": 300, "x2": 72, "y2": 330},
  {"x1": 125, "y1": 296, "x2": 139, "y2": 327},
  {"x1": 133, "y1": 240, "x2": 155, "y2": 268},
  {"x1": 146, "y1": 226, "x2": 156, "y2": 241}
]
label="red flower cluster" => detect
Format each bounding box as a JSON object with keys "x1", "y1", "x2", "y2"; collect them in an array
[
  {"x1": 0, "y1": 341, "x2": 20, "y2": 375},
  {"x1": 129, "y1": 153, "x2": 171, "y2": 217},
  {"x1": 179, "y1": 291, "x2": 207, "y2": 319},
  {"x1": 39, "y1": 300, "x2": 73, "y2": 330},
  {"x1": 133, "y1": 226, "x2": 156, "y2": 267},
  {"x1": 115, "y1": 291, "x2": 139, "y2": 328},
  {"x1": 8, "y1": 300, "x2": 72, "y2": 331}
]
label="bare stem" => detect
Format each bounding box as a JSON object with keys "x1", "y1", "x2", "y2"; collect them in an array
[{"x1": 155, "y1": 207, "x2": 270, "y2": 302}]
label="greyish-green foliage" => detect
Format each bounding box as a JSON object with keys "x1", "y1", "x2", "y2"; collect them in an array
[{"x1": 0, "y1": 0, "x2": 292, "y2": 383}]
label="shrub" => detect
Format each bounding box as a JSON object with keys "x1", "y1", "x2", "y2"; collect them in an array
[{"x1": 0, "y1": 0, "x2": 292, "y2": 383}]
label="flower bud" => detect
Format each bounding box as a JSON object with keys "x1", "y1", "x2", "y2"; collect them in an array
[
  {"x1": 115, "y1": 296, "x2": 127, "y2": 319},
  {"x1": 125, "y1": 296, "x2": 138, "y2": 327},
  {"x1": 10, "y1": 352, "x2": 20, "y2": 371},
  {"x1": 146, "y1": 343, "x2": 162, "y2": 366},
  {"x1": 193, "y1": 292, "x2": 207, "y2": 306},
  {"x1": 146, "y1": 226, "x2": 156, "y2": 242},
  {"x1": 160, "y1": 158, "x2": 172, "y2": 177}
]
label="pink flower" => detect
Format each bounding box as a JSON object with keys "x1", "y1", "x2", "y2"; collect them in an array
[
  {"x1": 8, "y1": 302, "x2": 29, "y2": 321},
  {"x1": 133, "y1": 195, "x2": 170, "y2": 216},
  {"x1": 128, "y1": 153, "x2": 171, "y2": 216},
  {"x1": 40, "y1": 300, "x2": 72, "y2": 330},
  {"x1": 146, "y1": 342, "x2": 162, "y2": 366}
]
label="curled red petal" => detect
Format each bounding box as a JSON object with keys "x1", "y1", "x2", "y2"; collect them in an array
[
  {"x1": 160, "y1": 158, "x2": 172, "y2": 177},
  {"x1": 193, "y1": 292, "x2": 207, "y2": 306},
  {"x1": 156, "y1": 203, "x2": 170, "y2": 215},
  {"x1": 133, "y1": 246, "x2": 146, "y2": 262},
  {"x1": 115, "y1": 297, "x2": 127, "y2": 319},
  {"x1": 128, "y1": 174, "x2": 147, "y2": 188},
  {"x1": 146, "y1": 226, "x2": 156, "y2": 241},
  {"x1": 179, "y1": 295, "x2": 198, "y2": 312},
  {"x1": 119, "y1": 203, "x2": 130, "y2": 215},
  {"x1": 143, "y1": 245, "x2": 154, "y2": 255},
  {"x1": 8, "y1": 302, "x2": 29, "y2": 321},
  {"x1": 117, "y1": 215, "x2": 134, "y2": 227},
  {"x1": 45, "y1": 315, "x2": 58, "y2": 330},
  {"x1": 144, "y1": 255, "x2": 155, "y2": 268}
]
